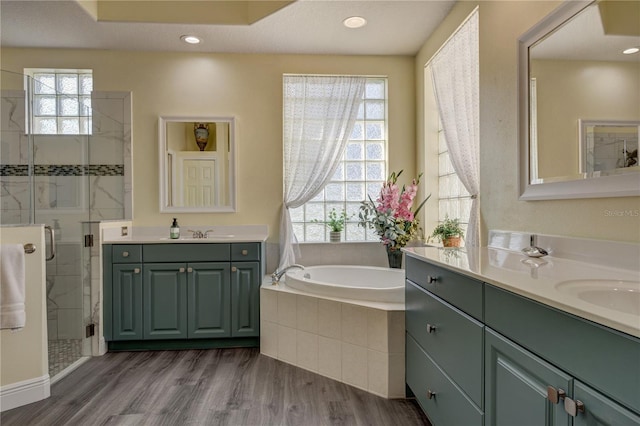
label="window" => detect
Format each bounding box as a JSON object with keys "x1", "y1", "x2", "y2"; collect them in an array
[
  {"x1": 290, "y1": 77, "x2": 388, "y2": 242},
  {"x1": 25, "y1": 69, "x2": 93, "y2": 135},
  {"x1": 437, "y1": 120, "x2": 472, "y2": 237}
]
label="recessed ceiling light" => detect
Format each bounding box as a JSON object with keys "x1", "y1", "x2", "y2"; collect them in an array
[
  {"x1": 622, "y1": 47, "x2": 639, "y2": 55},
  {"x1": 181, "y1": 35, "x2": 201, "y2": 45},
  {"x1": 343, "y1": 16, "x2": 367, "y2": 29}
]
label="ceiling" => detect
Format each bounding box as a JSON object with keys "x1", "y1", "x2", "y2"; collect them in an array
[{"x1": 0, "y1": 0, "x2": 457, "y2": 56}]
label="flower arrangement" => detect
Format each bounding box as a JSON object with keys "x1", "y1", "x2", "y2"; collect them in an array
[{"x1": 358, "y1": 170, "x2": 430, "y2": 251}]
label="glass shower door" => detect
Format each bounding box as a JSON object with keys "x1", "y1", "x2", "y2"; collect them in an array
[{"x1": 29, "y1": 71, "x2": 93, "y2": 376}]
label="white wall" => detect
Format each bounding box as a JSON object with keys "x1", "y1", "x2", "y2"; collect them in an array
[
  {"x1": 1, "y1": 49, "x2": 417, "y2": 248},
  {"x1": 0, "y1": 225, "x2": 49, "y2": 410}
]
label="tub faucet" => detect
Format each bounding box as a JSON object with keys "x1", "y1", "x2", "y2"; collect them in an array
[
  {"x1": 522, "y1": 234, "x2": 548, "y2": 258},
  {"x1": 271, "y1": 264, "x2": 305, "y2": 285}
]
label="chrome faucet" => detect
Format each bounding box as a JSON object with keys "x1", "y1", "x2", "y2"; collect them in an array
[
  {"x1": 188, "y1": 229, "x2": 204, "y2": 239},
  {"x1": 522, "y1": 234, "x2": 548, "y2": 258},
  {"x1": 271, "y1": 264, "x2": 305, "y2": 284},
  {"x1": 187, "y1": 229, "x2": 214, "y2": 239}
]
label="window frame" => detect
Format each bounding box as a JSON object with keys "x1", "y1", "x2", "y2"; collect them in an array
[
  {"x1": 24, "y1": 68, "x2": 93, "y2": 135},
  {"x1": 290, "y1": 76, "x2": 389, "y2": 243}
]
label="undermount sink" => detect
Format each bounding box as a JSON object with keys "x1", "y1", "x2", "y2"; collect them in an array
[{"x1": 555, "y1": 279, "x2": 640, "y2": 316}]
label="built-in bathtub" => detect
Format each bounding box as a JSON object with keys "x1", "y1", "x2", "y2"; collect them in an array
[
  {"x1": 260, "y1": 265, "x2": 406, "y2": 399},
  {"x1": 285, "y1": 265, "x2": 404, "y2": 303}
]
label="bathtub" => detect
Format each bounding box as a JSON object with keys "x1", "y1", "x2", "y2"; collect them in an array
[{"x1": 284, "y1": 265, "x2": 404, "y2": 303}]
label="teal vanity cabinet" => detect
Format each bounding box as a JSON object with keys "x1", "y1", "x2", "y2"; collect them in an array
[
  {"x1": 405, "y1": 255, "x2": 485, "y2": 425},
  {"x1": 110, "y1": 245, "x2": 143, "y2": 340},
  {"x1": 405, "y1": 253, "x2": 640, "y2": 426},
  {"x1": 485, "y1": 285, "x2": 640, "y2": 426},
  {"x1": 104, "y1": 242, "x2": 264, "y2": 349},
  {"x1": 231, "y1": 243, "x2": 261, "y2": 337}
]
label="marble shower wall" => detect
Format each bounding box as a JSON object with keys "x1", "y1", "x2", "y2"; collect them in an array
[{"x1": 1, "y1": 88, "x2": 131, "y2": 351}]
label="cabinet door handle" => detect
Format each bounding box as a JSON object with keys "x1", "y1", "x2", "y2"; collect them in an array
[
  {"x1": 179, "y1": 267, "x2": 185, "y2": 273},
  {"x1": 427, "y1": 390, "x2": 436, "y2": 400},
  {"x1": 187, "y1": 267, "x2": 193, "y2": 273},
  {"x1": 122, "y1": 251, "x2": 129, "y2": 257},
  {"x1": 564, "y1": 397, "x2": 585, "y2": 417},
  {"x1": 134, "y1": 268, "x2": 140, "y2": 274},
  {"x1": 546, "y1": 386, "x2": 566, "y2": 404},
  {"x1": 231, "y1": 266, "x2": 237, "y2": 272},
  {"x1": 241, "y1": 249, "x2": 248, "y2": 256},
  {"x1": 426, "y1": 324, "x2": 437, "y2": 333},
  {"x1": 427, "y1": 275, "x2": 438, "y2": 283}
]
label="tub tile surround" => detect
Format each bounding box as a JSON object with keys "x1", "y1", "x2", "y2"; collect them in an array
[
  {"x1": 405, "y1": 230, "x2": 640, "y2": 338},
  {"x1": 260, "y1": 284, "x2": 405, "y2": 399}
]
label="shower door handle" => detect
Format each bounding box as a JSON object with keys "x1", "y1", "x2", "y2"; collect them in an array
[{"x1": 44, "y1": 225, "x2": 56, "y2": 261}]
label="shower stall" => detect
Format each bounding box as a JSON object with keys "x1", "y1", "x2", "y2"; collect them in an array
[{"x1": 0, "y1": 69, "x2": 130, "y2": 378}]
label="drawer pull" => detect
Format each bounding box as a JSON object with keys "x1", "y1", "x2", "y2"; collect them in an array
[
  {"x1": 427, "y1": 275, "x2": 438, "y2": 283},
  {"x1": 427, "y1": 390, "x2": 436, "y2": 400},
  {"x1": 122, "y1": 251, "x2": 129, "y2": 257},
  {"x1": 179, "y1": 267, "x2": 185, "y2": 273},
  {"x1": 546, "y1": 386, "x2": 566, "y2": 404},
  {"x1": 241, "y1": 249, "x2": 248, "y2": 256},
  {"x1": 426, "y1": 324, "x2": 437, "y2": 333},
  {"x1": 232, "y1": 266, "x2": 237, "y2": 272},
  {"x1": 134, "y1": 268, "x2": 140, "y2": 274},
  {"x1": 187, "y1": 267, "x2": 193, "y2": 273},
  {"x1": 564, "y1": 397, "x2": 585, "y2": 417}
]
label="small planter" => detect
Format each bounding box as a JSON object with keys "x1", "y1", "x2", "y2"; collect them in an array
[
  {"x1": 329, "y1": 231, "x2": 342, "y2": 243},
  {"x1": 442, "y1": 236, "x2": 462, "y2": 247}
]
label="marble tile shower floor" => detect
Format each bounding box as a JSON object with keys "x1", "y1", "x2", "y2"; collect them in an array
[{"x1": 48, "y1": 339, "x2": 83, "y2": 378}]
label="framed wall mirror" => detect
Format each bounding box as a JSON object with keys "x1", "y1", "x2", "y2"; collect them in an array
[
  {"x1": 518, "y1": 0, "x2": 640, "y2": 200},
  {"x1": 159, "y1": 116, "x2": 236, "y2": 212}
]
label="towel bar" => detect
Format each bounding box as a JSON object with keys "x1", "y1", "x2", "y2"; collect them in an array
[{"x1": 23, "y1": 243, "x2": 36, "y2": 254}]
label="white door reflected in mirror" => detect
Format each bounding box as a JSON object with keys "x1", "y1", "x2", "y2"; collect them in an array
[{"x1": 159, "y1": 116, "x2": 236, "y2": 213}]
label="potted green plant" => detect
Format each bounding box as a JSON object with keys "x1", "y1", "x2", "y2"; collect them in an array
[
  {"x1": 430, "y1": 216, "x2": 464, "y2": 247},
  {"x1": 315, "y1": 208, "x2": 350, "y2": 242}
]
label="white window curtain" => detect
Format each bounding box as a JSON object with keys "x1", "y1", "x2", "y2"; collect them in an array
[
  {"x1": 431, "y1": 9, "x2": 480, "y2": 247},
  {"x1": 279, "y1": 75, "x2": 366, "y2": 270}
]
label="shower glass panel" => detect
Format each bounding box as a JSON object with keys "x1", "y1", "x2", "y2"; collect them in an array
[{"x1": 1, "y1": 69, "x2": 126, "y2": 378}]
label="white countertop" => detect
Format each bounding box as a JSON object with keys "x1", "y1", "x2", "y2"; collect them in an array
[
  {"x1": 403, "y1": 246, "x2": 640, "y2": 338},
  {"x1": 102, "y1": 225, "x2": 269, "y2": 244}
]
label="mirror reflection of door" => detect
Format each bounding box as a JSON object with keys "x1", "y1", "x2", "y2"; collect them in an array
[
  {"x1": 175, "y1": 152, "x2": 220, "y2": 207},
  {"x1": 183, "y1": 157, "x2": 218, "y2": 207}
]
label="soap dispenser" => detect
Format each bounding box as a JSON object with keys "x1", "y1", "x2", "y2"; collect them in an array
[{"x1": 170, "y1": 218, "x2": 180, "y2": 239}]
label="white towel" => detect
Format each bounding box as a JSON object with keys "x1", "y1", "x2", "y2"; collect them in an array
[{"x1": 0, "y1": 244, "x2": 26, "y2": 330}]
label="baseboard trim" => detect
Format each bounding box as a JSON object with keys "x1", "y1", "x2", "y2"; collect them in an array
[
  {"x1": 98, "y1": 336, "x2": 107, "y2": 355},
  {"x1": 0, "y1": 374, "x2": 50, "y2": 412}
]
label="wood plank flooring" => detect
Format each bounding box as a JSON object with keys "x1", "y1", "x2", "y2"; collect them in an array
[{"x1": 2, "y1": 348, "x2": 430, "y2": 426}]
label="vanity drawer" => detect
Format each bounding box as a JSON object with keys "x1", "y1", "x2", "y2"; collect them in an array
[
  {"x1": 143, "y1": 244, "x2": 231, "y2": 262},
  {"x1": 406, "y1": 280, "x2": 484, "y2": 406},
  {"x1": 407, "y1": 334, "x2": 483, "y2": 426},
  {"x1": 231, "y1": 243, "x2": 260, "y2": 261},
  {"x1": 406, "y1": 255, "x2": 483, "y2": 320},
  {"x1": 485, "y1": 284, "x2": 640, "y2": 413},
  {"x1": 112, "y1": 245, "x2": 142, "y2": 263}
]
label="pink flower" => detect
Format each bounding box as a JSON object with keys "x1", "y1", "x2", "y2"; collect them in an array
[{"x1": 376, "y1": 182, "x2": 400, "y2": 213}]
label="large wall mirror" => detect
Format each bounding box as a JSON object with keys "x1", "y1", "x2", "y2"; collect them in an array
[
  {"x1": 159, "y1": 116, "x2": 236, "y2": 212},
  {"x1": 519, "y1": 0, "x2": 640, "y2": 200}
]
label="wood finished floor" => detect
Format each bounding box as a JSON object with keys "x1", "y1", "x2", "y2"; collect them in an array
[{"x1": 2, "y1": 348, "x2": 430, "y2": 426}]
